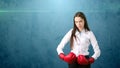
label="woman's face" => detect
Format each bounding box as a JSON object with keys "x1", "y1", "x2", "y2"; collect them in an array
[{"x1": 74, "y1": 17, "x2": 85, "y2": 31}]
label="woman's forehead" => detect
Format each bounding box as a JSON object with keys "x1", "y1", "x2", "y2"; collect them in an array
[{"x1": 75, "y1": 17, "x2": 83, "y2": 21}]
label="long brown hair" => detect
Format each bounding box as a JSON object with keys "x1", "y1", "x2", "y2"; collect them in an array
[{"x1": 70, "y1": 12, "x2": 90, "y2": 49}]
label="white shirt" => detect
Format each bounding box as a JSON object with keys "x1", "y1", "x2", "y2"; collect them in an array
[{"x1": 56, "y1": 28, "x2": 101, "y2": 60}]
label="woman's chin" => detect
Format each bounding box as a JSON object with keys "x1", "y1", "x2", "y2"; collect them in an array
[{"x1": 78, "y1": 28, "x2": 83, "y2": 31}]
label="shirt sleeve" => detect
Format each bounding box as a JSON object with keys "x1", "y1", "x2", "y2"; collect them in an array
[
  {"x1": 56, "y1": 29, "x2": 72, "y2": 55},
  {"x1": 89, "y1": 31, "x2": 101, "y2": 60}
]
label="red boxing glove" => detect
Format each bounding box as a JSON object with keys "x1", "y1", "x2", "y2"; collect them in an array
[
  {"x1": 88, "y1": 57, "x2": 94, "y2": 64},
  {"x1": 64, "y1": 52, "x2": 77, "y2": 64},
  {"x1": 59, "y1": 53, "x2": 65, "y2": 60},
  {"x1": 59, "y1": 52, "x2": 77, "y2": 64},
  {"x1": 77, "y1": 55, "x2": 89, "y2": 65}
]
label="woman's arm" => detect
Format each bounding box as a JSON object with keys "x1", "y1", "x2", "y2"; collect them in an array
[
  {"x1": 56, "y1": 29, "x2": 72, "y2": 55},
  {"x1": 89, "y1": 31, "x2": 101, "y2": 60}
]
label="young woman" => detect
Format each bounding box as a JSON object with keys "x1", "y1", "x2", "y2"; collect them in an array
[{"x1": 56, "y1": 12, "x2": 101, "y2": 68}]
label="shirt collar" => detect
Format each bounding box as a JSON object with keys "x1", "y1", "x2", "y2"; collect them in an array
[{"x1": 75, "y1": 29, "x2": 86, "y2": 35}]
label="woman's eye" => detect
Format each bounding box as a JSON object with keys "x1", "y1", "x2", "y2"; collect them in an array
[
  {"x1": 80, "y1": 20, "x2": 82, "y2": 22},
  {"x1": 75, "y1": 21, "x2": 78, "y2": 23}
]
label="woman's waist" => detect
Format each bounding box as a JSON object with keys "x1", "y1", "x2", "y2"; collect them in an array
[{"x1": 71, "y1": 50, "x2": 89, "y2": 57}]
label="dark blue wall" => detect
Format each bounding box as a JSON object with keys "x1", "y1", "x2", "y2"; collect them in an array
[{"x1": 0, "y1": 0, "x2": 120, "y2": 68}]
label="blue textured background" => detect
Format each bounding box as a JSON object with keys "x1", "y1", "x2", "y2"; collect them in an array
[{"x1": 0, "y1": 0, "x2": 120, "y2": 68}]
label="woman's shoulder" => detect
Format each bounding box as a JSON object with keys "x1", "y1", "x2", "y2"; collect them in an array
[
  {"x1": 85, "y1": 30, "x2": 94, "y2": 35},
  {"x1": 68, "y1": 28, "x2": 73, "y2": 32},
  {"x1": 64, "y1": 28, "x2": 73, "y2": 35},
  {"x1": 86, "y1": 30, "x2": 93, "y2": 33}
]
